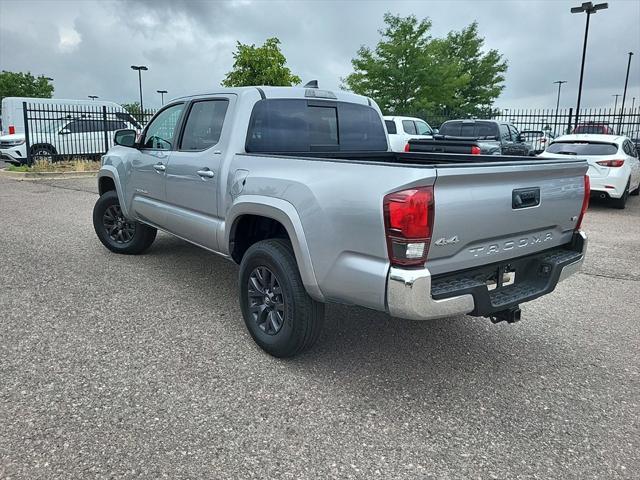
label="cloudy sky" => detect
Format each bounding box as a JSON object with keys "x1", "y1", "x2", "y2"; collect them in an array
[{"x1": 1, "y1": 0, "x2": 639, "y2": 110}]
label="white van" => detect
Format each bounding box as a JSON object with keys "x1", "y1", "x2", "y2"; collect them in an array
[{"x1": 1, "y1": 97, "x2": 127, "y2": 136}]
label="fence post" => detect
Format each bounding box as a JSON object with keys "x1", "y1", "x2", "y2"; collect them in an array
[
  {"x1": 22, "y1": 101, "x2": 32, "y2": 166},
  {"x1": 102, "y1": 106, "x2": 109, "y2": 154},
  {"x1": 566, "y1": 108, "x2": 573, "y2": 134}
]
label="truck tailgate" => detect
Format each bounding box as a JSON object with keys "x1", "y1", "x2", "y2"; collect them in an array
[{"x1": 426, "y1": 159, "x2": 588, "y2": 275}]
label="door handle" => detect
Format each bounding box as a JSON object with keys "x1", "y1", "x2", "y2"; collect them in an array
[
  {"x1": 153, "y1": 163, "x2": 166, "y2": 172},
  {"x1": 197, "y1": 168, "x2": 215, "y2": 178}
]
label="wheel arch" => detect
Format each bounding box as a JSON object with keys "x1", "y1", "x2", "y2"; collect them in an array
[
  {"x1": 223, "y1": 196, "x2": 324, "y2": 302},
  {"x1": 97, "y1": 167, "x2": 131, "y2": 218}
]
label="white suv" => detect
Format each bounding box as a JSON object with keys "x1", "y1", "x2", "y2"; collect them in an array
[
  {"x1": 538, "y1": 134, "x2": 640, "y2": 208},
  {"x1": 383, "y1": 116, "x2": 434, "y2": 152},
  {"x1": 0, "y1": 114, "x2": 140, "y2": 164}
]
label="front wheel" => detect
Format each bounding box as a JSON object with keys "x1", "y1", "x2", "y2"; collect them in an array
[
  {"x1": 92, "y1": 190, "x2": 157, "y2": 254},
  {"x1": 239, "y1": 239, "x2": 324, "y2": 358}
]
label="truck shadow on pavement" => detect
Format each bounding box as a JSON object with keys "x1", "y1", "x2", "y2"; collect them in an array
[{"x1": 144, "y1": 233, "x2": 577, "y2": 394}]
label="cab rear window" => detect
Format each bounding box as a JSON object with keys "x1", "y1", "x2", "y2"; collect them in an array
[
  {"x1": 246, "y1": 99, "x2": 387, "y2": 152},
  {"x1": 546, "y1": 142, "x2": 618, "y2": 156},
  {"x1": 439, "y1": 121, "x2": 498, "y2": 138}
]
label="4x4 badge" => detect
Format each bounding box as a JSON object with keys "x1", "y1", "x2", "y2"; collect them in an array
[{"x1": 435, "y1": 235, "x2": 459, "y2": 246}]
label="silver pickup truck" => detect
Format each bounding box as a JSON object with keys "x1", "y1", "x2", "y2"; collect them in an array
[{"x1": 93, "y1": 86, "x2": 589, "y2": 357}]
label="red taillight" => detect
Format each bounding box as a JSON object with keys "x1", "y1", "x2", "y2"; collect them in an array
[
  {"x1": 576, "y1": 175, "x2": 590, "y2": 230},
  {"x1": 596, "y1": 159, "x2": 624, "y2": 167},
  {"x1": 8, "y1": 125, "x2": 15, "y2": 135},
  {"x1": 404, "y1": 142, "x2": 411, "y2": 152},
  {"x1": 470, "y1": 145, "x2": 481, "y2": 155},
  {"x1": 383, "y1": 186, "x2": 434, "y2": 267}
]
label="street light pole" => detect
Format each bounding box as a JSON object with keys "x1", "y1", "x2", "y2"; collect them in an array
[
  {"x1": 571, "y1": 2, "x2": 608, "y2": 129},
  {"x1": 130, "y1": 65, "x2": 148, "y2": 115},
  {"x1": 618, "y1": 51, "x2": 634, "y2": 134},
  {"x1": 553, "y1": 80, "x2": 567, "y2": 135},
  {"x1": 157, "y1": 89, "x2": 168, "y2": 105}
]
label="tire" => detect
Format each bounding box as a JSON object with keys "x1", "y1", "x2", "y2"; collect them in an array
[
  {"x1": 92, "y1": 190, "x2": 157, "y2": 254},
  {"x1": 29, "y1": 144, "x2": 56, "y2": 163},
  {"x1": 610, "y1": 180, "x2": 630, "y2": 209},
  {"x1": 239, "y1": 239, "x2": 324, "y2": 358},
  {"x1": 631, "y1": 181, "x2": 640, "y2": 196}
]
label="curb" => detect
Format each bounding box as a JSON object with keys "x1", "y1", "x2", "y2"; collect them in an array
[{"x1": 0, "y1": 169, "x2": 98, "y2": 180}]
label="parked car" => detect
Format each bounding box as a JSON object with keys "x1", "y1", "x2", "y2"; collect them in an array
[
  {"x1": 93, "y1": 86, "x2": 589, "y2": 357},
  {"x1": 383, "y1": 115, "x2": 434, "y2": 152},
  {"x1": 407, "y1": 119, "x2": 533, "y2": 156},
  {"x1": 0, "y1": 96, "x2": 127, "y2": 136},
  {"x1": 538, "y1": 134, "x2": 640, "y2": 208},
  {"x1": 521, "y1": 129, "x2": 556, "y2": 154},
  {"x1": 0, "y1": 113, "x2": 140, "y2": 164},
  {"x1": 572, "y1": 122, "x2": 615, "y2": 135}
]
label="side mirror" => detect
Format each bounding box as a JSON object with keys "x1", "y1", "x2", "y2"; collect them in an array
[
  {"x1": 114, "y1": 129, "x2": 137, "y2": 148},
  {"x1": 432, "y1": 128, "x2": 439, "y2": 134}
]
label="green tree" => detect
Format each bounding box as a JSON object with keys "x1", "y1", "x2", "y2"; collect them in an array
[
  {"x1": 343, "y1": 14, "x2": 507, "y2": 116},
  {"x1": 437, "y1": 22, "x2": 507, "y2": 115},
  {"x1": 0, "y1": 71, "x2": 54, "y2": 104},
  {"x1": 222, "y1": 37, "x2": 301, "y2": 87}
]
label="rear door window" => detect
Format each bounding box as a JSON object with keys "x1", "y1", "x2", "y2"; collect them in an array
[
  {"x1": 546, "y1": 142, "x2": 619, "y2": 156},
  {"x1": 402, "y1": 120, "x2": 417, "y2": 135},
  {"x1": 180, "y1": 100, "x2": 229, "y2": 150},
  {"x1": 384, "y1": 120, "x2": 397, "y2": 134}
]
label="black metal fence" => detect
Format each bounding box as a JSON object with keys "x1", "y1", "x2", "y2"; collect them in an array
[
  {"x1": 401, "y1": 107, "x2": 640, "y2": 137},
  {"x1": 20, "y1": 102, "x2": 158, "y2": 165},
  {"x1": 13, "y1": 101, "x2": 640, "y2": 166}
]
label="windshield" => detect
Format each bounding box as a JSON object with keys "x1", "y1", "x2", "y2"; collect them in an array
[{"x1": 546, "y1": 141, "x2": 618, "y2": 156}]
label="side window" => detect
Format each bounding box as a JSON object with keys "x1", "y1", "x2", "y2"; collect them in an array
[
  {"x1": 402, "y1": 120, "x2": 417, "y2": 135},
  {"x1": 509, "y1": 125, "x2": 520, "y2": 141},
  {"x1": 106, "y1": 120, "x2": 127, "y2": 131},
  {"x1": 499, "y1": 124, "x2": 511, "y2": 142},
  {"x1": 180, "y1": 100, "x2": 229, "y2": 150},
  {"x1": 143, "y1": 103, "x2": 185, "y2": 150},
  {"x1": 415, "y1": 121, "x2": 432, "y2": 135},
  {"x1": 385, "y1": 120, "x2": 397, "y2": 135}
]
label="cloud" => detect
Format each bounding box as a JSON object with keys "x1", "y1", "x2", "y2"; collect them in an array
[
  {"x1": 1, "y1": 0, "x2": 638, "y2": 109},
  {"x1": 58, "y1": 26, "x2": 81, "y2": 52}
]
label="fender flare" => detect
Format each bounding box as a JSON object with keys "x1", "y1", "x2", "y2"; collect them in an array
[
  {"x1": 96, "y1": 166, "x2": 130, "y2": 218},
  {"x1": 222, "y1": 195, "x2": 324, "y2": 302}
]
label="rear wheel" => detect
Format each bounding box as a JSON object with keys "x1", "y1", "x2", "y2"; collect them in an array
[
  {"x1": 630, "y1": 181, "x2": 640, "y2": 196},
  {"x1": 610, "y1": 180, "x2": 630, "y2": 209},
  {"x1": 92, "y1": 190, "x2": 157, "y2": 254},
  {"x1": 239, "y1": 239, "x2": 324, "y2": 358}
]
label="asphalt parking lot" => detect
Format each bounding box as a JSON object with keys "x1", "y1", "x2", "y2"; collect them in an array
[{"x1": 0, "y1": 176, "x2": 638, "y2": 479}]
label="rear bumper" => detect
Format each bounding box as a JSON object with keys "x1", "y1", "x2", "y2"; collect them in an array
[
  {"x1": 386, "y1": 231, "x2": 587, "y2": 320},
  {"x1": 589, "y1": 171, "x2": 628, "y2": 198}
]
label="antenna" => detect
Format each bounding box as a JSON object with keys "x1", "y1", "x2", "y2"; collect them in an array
[{"x1": 304, "y1": 80, "x2": 318, "y2": 89}]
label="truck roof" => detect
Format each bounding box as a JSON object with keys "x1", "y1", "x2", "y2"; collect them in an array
[{"x1": 173, "y1": 86, "x2": 371, "y2": 105}]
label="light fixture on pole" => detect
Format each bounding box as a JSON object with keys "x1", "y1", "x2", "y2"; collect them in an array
[
  {"x1": 157, "y1": 89, "x2": 168, "y2": 105},
  {"x1": 88, "y1": 95, "x2": 98, "y2": 101},
  {"x1": 618, "y1": 51, "x2": 634, "y2": 134},
  {"x1": 130, "y1": 65, "x2": 148, "y2": 114},
  {"x1": 571, "y1": 2, "x2": 608, "y2": 128},
  {"x1": 553, "y1": 80, "x2": 567, "y2": 135}
]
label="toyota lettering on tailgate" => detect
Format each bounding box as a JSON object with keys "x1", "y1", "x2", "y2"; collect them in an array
[{"x1": 468, "y1": 232, "x2": 553, "y2": 257}]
